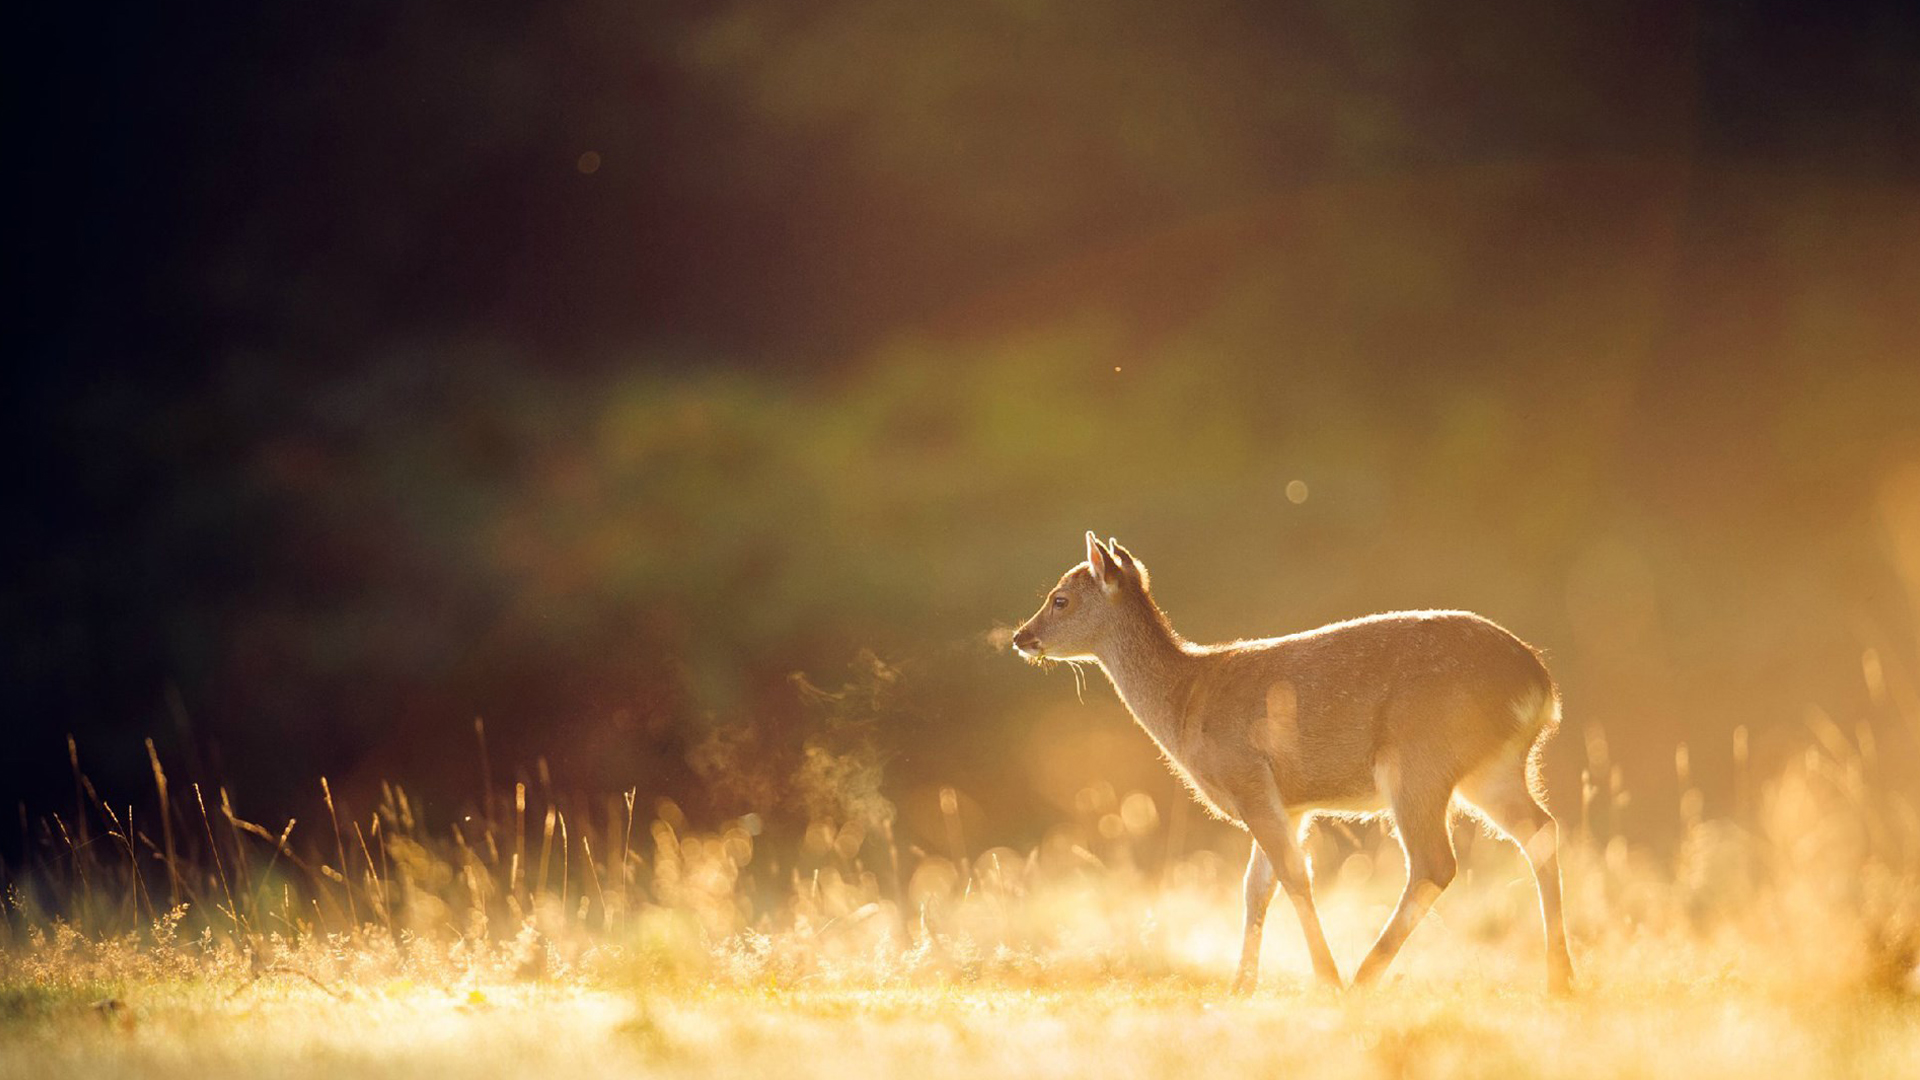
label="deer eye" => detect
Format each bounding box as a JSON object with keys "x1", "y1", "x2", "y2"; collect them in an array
[{"x1": 1051, "y1": 594, "x2": 1068, "y2": 609}]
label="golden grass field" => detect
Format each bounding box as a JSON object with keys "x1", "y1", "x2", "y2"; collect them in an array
[{"x1": 3, "y1": 729, "x2": 1916, "y2": 1080}]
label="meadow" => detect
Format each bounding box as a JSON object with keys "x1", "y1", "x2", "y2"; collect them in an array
[
  {"x1": 3, "y1": 713, "x2": 1915, "y2": 1080},
  {"x1": 14, "y1": 1, "x2": 1919, "y2": 1075}
]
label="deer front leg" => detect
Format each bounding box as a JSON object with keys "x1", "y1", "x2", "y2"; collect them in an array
[
  {"x1": 1231, "y1": 845, "x2": 1278, "y2": 993},
  {"x1": 1240, "y1": 803, "x2": 1343, "y2": 989}
]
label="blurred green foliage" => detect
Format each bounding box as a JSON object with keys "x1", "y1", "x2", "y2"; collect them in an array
[
  {"x1": 14, "y1": 0, "x2": 1919, "y2": 862},
  {"x1": 164, "y1": 159, "x2": 1917, "y2": 856}
]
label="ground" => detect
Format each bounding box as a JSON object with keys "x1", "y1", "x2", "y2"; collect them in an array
[
  {"x1": 5, "y1": 748, "x2": 1915, "y2": 1079},
  {"x1": 6, "y1": 936, "x2": 1918, "y2": 1080}
]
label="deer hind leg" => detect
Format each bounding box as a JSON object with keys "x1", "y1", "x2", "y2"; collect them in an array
[
  {"x1": 1239, "y1": 793, "x2": 1342, "y2": 989},
  {"x1": 1456, "y1": 742, "x2": 1575, "y2": 994},
  {"x1": 1351, "y1": 779, "x2": 1457, "y2": 987},
  {"x1": 1231, "y1": 845, "x2": 1278, "y2": 993}
]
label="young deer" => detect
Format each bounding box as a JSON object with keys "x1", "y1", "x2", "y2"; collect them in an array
[{"x1": 1012, "y1": 532, "x2": 1574, "y2": 994}]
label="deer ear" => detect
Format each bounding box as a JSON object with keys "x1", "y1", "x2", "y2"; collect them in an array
[
  {"x1": 1086, "y1": 531, "x2": 1119, "y2": 592},
  {"x1": 1108, "y1": 538, "x2": 1149, "y2": 591}
]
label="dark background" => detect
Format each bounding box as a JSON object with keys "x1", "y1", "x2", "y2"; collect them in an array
[{"x1": 9, "y1": 0, "x2": 1920, "y2": 859}]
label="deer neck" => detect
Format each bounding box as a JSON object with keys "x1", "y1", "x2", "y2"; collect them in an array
[{"x1": 1093, "y1": 599, "x2": 1198, "y2": 751}]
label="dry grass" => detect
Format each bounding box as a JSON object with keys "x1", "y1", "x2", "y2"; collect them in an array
[
  {"x1": 5, "y1": 973, "x2": 1917, "y2": 1080},
  {"x1": 3, "y1": 720, "x2": 1917, "y2": 1080}
]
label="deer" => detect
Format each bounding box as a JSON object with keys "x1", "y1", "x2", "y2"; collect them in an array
[{"x1": 1011, "y1": 532, "x2": 1574, "y2": 994}]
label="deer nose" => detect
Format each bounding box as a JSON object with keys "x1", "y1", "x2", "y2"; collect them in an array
[{"x1": 1012, "y1": 629, "x2": 1040, "y2": 655}]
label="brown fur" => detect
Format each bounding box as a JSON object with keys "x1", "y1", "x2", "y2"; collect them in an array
[{"x1": 1013, "y1": 533, "x2": 1575, "y2": 993}]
